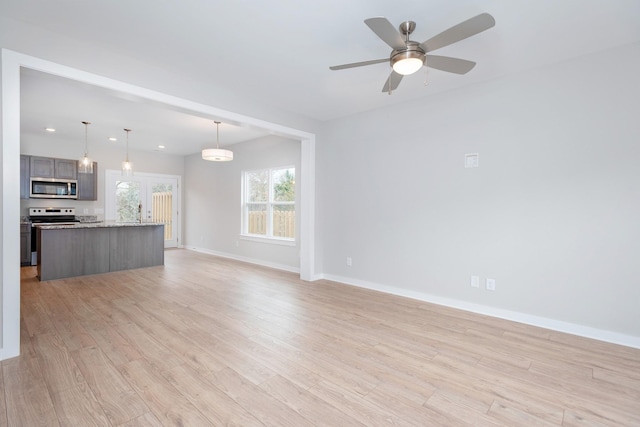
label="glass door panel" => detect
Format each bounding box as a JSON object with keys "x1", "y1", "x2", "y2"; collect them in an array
[
  {"x1": 115, "y1": 180, "x2": 142, "y2": 223},
  {"x1": 107, "y1": 171, "x2": 179, "y2": 248}
]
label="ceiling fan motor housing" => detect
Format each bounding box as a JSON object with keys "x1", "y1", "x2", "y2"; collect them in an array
[{"x1": 390, "y1": 41, "x2": 426, "y2": 75}]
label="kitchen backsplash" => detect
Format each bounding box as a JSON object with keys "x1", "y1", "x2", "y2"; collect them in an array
[{"x1": 76, "y1": 215, "x2": 101, "y2": 223}]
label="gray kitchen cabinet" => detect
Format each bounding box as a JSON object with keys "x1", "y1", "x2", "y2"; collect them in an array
[
  {"x1": 38, "y1": 227, "x2": 110, "y2": 280},
  {"x1": 20, "y1": 155, "x2": 30, "y2": 199},
  {"x1": 77, "y1": 162, "x2": 98, "y2": 201},
  {"x1": 30, "y1": 156, "x2": 55, "y2": 178},
  {"x1": 109, "y1": 226, "x2": 165, "y2": 272},
  {"x1": 30, "y1": 156, "x2": 78, "y2": 179},
  {"x1": 37, "y1": 224, "x2": 164, "y2": 281},
  {"x1": 55, "y1": 158, "x2": 78, "y2": 180},
  {"x1": 20, "y1": 223, "x2": 31, "y2": 266}
]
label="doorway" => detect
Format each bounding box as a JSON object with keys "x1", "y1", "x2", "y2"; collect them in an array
[
  {"x1": 105, "y1": 170, "x2": 180, "y2": 248},
  {"x1": 1, "y1": 50, "x2": 316, "y2": 360}
]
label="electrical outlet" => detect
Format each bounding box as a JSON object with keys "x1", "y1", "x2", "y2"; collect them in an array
[
  {"x1": 346, "y1": 257, "x2": 352, "y2": 267},
  {"x1": 470, "y1": 275, "x2": 480, "y2": 288},
  {"x1": 486, "y1": 278, "x2": 496, "y2": 291}
]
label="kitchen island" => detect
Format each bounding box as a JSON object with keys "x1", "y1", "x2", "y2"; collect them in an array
[{"x1": 36, "y1": 222, "x2": 164, "y2": 281}]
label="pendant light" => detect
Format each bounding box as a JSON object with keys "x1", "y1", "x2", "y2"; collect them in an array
[
  {"x1": 202, "y1": 121, "x2": 233, "y2": 162},
  {"x1": 122, "y1": 128, "x2": 133, "y2": 176},
  {"x1": 78, "y1": 121, "x2": 94, "y2": 173}
]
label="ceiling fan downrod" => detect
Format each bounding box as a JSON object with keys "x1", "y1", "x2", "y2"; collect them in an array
[{"x1": 399, "y1": 21, "x2": 416, "y2": 41}]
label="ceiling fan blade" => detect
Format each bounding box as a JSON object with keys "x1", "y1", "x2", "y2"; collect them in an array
[
  {"x1": 420, "y1": 13, "x2": 495, "y2": 53},
  {"x1": 382, "y1": 71, "x2": 403, "y2": 93},
  {"x1": 329, "y1": 58, "x2": 389, "y2": 71},
  {"x1": 365, "y1": 17, "x2": 405, "y2": 50},
  {"x1": 426, "y1": 55, "x2": 476, "y2": 74}
]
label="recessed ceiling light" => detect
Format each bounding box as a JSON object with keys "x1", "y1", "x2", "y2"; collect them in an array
[
  {"x1": 108, "y1": 137, "x2": 117, "y2": 141},
  {"x1": 157, "y1": 145, "x2": 165, "y2": 149},
  {"x1": 45, "y1": 127, "x2": 56, "y2": 132}
]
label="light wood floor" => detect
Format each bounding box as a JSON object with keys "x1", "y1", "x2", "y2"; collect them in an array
[{"x1": 3, "y1": 249, "x2": 640, "y2": 426}]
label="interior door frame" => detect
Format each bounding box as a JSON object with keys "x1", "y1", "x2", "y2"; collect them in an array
[
  {"x1": 1, "y1": 49, "x2": 316, "y2": 360},
  {"x1": 105, "y1": 169, "x2": 180, "y2": 248}
]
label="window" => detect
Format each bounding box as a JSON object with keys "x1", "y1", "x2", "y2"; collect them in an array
[{"x1": 243, "y1": 166, "x2": 295, "y2": 240}]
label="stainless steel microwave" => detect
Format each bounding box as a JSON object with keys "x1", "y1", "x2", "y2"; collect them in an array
[{"x1": 30, "y1": 177, "x2": 78, "y2": 199}]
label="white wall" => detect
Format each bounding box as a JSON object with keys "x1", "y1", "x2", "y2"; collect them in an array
[
  {"x1": 184, "y1": 135, "x2": 301, "y2": 271},
  {"x1": 317, "y1": 42, "x2": 640, "y2": 343},
  {"x1": 0, "y1": 52, "x2": 4, "y2": 348},
  {"x1": 21, "y1": 132, "x2": 185, "y2": 220}
]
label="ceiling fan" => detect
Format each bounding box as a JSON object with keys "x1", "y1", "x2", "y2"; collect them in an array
[{"x1": 329, "y1": 13, "x2": 495, "y2": 93}]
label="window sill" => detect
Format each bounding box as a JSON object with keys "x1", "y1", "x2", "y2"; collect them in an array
[{"x1": 239, "y1": 234, "x2": 296, "y2": 247}]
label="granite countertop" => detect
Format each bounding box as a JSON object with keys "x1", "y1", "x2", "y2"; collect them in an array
[{"x1": 35, "y1": 221, "x2": 164, "y2": 230}]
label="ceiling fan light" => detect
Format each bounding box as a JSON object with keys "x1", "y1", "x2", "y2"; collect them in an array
[
  {"x1": 392, "y1": 56, "x2": 424, "y2": 75},
  {"x1": 391, "y1": 41, "x2": 426, "y2": 76},
  {"x1": 202, "y1": 148, "x2": 233, "y2": 162}
]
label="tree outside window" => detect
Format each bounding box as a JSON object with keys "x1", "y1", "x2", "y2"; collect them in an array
[{"x1": 116, "y1": 181, "x2": 140, "y2": 222}]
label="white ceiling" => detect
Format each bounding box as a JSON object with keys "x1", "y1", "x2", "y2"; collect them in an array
[
  {"x1": 4, "y1": 0, "x2": 640, "y2": 156},
  {"x1": 19, "y1": 69, "x2": 271, "y2": 156}
]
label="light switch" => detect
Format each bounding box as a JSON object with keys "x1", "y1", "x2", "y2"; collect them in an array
[
  {"x1": 470, "y1": 276, "x2": 480, "y2": 288},
  {"x1": 465, "y1": 153, "x2": 479, "y2": 168}
]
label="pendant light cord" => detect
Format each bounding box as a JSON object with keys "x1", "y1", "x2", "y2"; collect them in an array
[
  {"x1": 124, "y1": 128, "x2": 131, "y2": 161},
  {"x1": 215, "y1": 121, "x2": 221, "y2": 149},
  {"x1": 82, "y1": 121, "x2": 90, "y2": 156}
]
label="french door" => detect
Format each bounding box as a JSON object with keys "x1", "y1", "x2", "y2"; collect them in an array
[{"x1": 105, "y1": 170, "x2": 180, "y2": 248}]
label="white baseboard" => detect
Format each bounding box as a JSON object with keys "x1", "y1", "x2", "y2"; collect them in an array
[
  {"x1": 173, "y1": 250, "x2": 640, "y2": 349},
  {"x1": 321, "y1": 273, "x2": 640, "y2": 350},
  {"x1": 0, "y1": 348, "x2": 19, "y2": 361},
  {"x1": 185, "y1": 246, "x2": 300, "y2": 274}
]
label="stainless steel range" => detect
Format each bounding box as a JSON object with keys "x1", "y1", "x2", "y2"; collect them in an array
[{"x1": 28, "y1": 207, "x2": 79, "y2": 265}]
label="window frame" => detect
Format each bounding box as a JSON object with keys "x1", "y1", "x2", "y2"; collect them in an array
[{"x1": 241, "y1": 165, "x2": 296, "y2": 244}]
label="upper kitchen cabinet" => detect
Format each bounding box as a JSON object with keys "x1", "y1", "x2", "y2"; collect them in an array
[
  {"x1": 55, "y1": 159, "x2": 78, "y2": 180},
  {"x1": 30, "y1": 156, "x2": 54, "y2": 178},
  {"x1": 77, "y1": 162, "x2": 98, "y2": 201},
  {"x1": 20, "y1": 155, "x2": 30, "y2": 199},
  {"x1": 30, "y1": 156, "x2": 77, "y2": 180}
]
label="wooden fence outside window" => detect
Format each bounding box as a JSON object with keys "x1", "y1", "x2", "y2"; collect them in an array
[
  {"x1": 248, "y1": 211, "x2": 295, "y2": 238},
  {"x1": 151, "y1": 192, "x2": 295, "y2": 241},
  {"x1": 152, "y1": 192, "x2": 173, "y2": 240}
]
